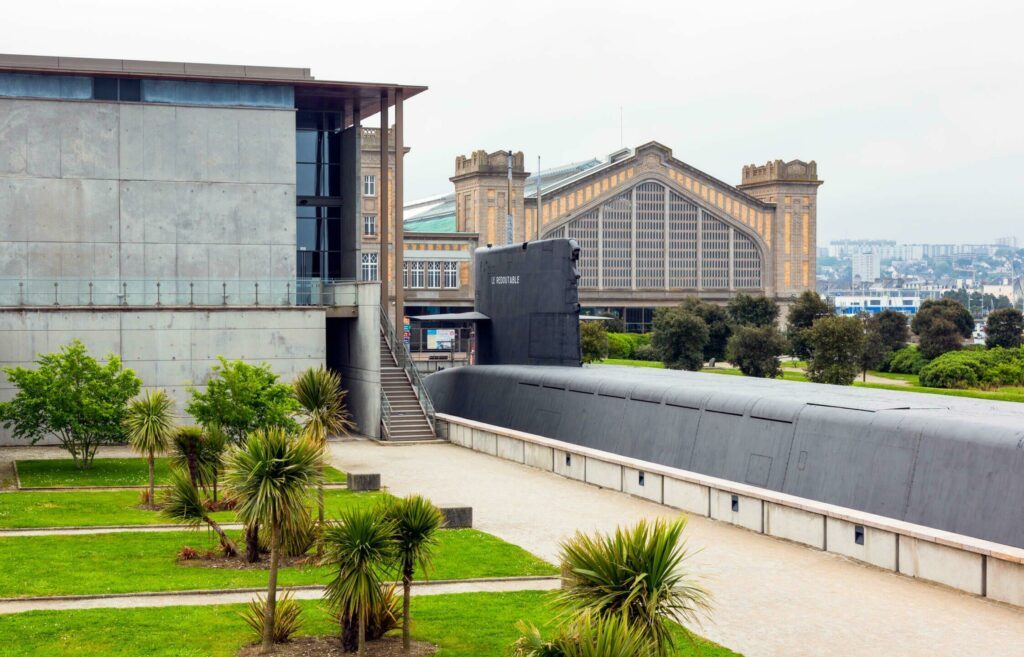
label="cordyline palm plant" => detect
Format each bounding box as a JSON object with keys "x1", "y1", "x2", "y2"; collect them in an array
[
  {"x1": 225, "y1": 428, "x2": 322, "y2": 654},
  {"x1": 161, "y1": 469, "x2": 237, "y2": 557},
  {"x1": 323, "y1": 507, "x2": 396, "y2": 657},
  {"x1": 557, "y1": 517, "x2": 710, "y2": 657},
  {"x1": 123, "y1": 390, "x2": 176, "y2": 509},
  {"x1": 170, "y1": 426, "x2": 206, "y2": 489},
  {"x1": 380, "y1": 495, "x2": 443, "y2": 653},
  {"x1": 292, "y1": 367, "x2": 354, "y2": 537},
  {"x1": 513, "y1": 611, "x2": 652, "y2": 657}
]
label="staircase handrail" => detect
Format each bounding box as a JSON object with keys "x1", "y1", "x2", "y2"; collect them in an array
[{"x1": 379, "y1": 306, "x2": 436, "y2": 434}]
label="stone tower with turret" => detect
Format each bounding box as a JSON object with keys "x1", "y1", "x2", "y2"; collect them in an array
[
  {"x1": 737, "y1": 159, "x2": 823, "y2": 298},
  {"x1": 450, "y1": 150, "x2": 529, "y2": 246}
]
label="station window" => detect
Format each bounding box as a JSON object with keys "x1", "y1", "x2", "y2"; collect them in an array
[
  {"x1": 363, "y1": 214, "x2": 377, "y2": 236},
  {"x1": 363, "y1": 175, "x2": 376, "y2": 197},
  {"x1": 361, "y1": 253, "x2": 378, "y2": 281},
  {"x1": 443, "y1": 262, "x2": 459, "y2": 289}
]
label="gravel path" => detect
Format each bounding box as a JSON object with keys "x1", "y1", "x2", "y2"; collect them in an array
[{"x1": 326, "y1": 440, "x2": 1024, "y2": 657}]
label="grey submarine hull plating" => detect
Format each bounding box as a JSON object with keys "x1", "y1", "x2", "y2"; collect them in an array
[{"x1": 425, "y1": 364, "x2": 1024, "y2": 549}]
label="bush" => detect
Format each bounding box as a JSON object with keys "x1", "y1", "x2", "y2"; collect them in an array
[
  {"x1": 580, "y1": 321, "x2": 609, "y2": 364},
  {"x1": 916, "y1": 346, "x2": 1024, "y2": 388},
  {"x1": 606, "y1": 333, "x2": 633, "y2": 359},
  {"x1": 631, "y1": 344, "x2": 659, "y2": 362},
  {"x1": 240, "y1": 591, "x2": 304, "y2": 644},
  {"x1": 918, "y1": 359, "x2": 981, "y2": 389},
  {"x1": 178, "y1": 546, "x2": 199, "y2": 561},
  {"x1": 339, "y1": 583, "x2": 401, "y2": 652},
  {"x1": 885, "y1": 346, "x2": 927, "y2": 374}
]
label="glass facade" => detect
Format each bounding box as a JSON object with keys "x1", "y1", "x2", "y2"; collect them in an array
[
  {"x1": 0, "y1": 72, "x2": 294, "y2": 108},
  {"x1": 296, "y1": 110, "x2": 346, "y2": 280}
]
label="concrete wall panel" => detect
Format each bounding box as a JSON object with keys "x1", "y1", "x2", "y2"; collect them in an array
[
  {"x1": 898, "y1": 536, "x2": 984, "y2": 595},
  {"x1": 765, "y1": 502, "x2": 825, "y2": 549},
  {"x1": 663, "y1": 477, "x2": 710, "y2": 516},
  {"x1": 710, "y1": 489, "x2": 763, "y2": 532},
  {"x1": 554, "y1": 449, "x2": 585, "y2": 481},
  {"x1": 987, "y1": 558, "x2": 1024, "y2": 607},
  {"x1": 471, "y1": 429, "x2": 497, "y2": 455},
  {"x1": 585, "y1": 457, "x2": 622, "y2": 491},
  {"x1": 524, "y1": 443, "x2": 554, "y2": 471},
  {"x1": 623, "y1": 467, "x2": 662, "y2": 503},
  {"x1": 496, "y1": 435, "x2": 525, "y2": 463},
  {"x1": 825, "y1": 517, "x2": 898, "y2": 571}
]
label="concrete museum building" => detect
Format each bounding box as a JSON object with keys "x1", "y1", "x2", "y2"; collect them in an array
[{"x1": 0, "y1": 54, "x2": 432, "y2": 442}]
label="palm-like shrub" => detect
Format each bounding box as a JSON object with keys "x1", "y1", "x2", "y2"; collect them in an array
[
  {"x1": 293, "y1": 366, "x2": 354, "y2": 535},
  {"x1": 380, "y1": 495, "x2": 443, "y2": 652},
  {"x1": 240, "y1": 591, "x2": 304, "y2": 644},
  {"x1": 323, "y1": 507, "x2": 396, "y2": 656},
  {"x1": 513, "y1": 612, "x2": 652, "y2": 657},
  {"x1": 558, "y1": 517, "x2": 709, "y2": 656},
  {"x1": 123, "y1": 390, "x2": 176, "y2": 508},
  {"x1": 225, "y1": 428, "x2": 321, "y2": 654},
  {"x1": 161, "y1": 469, "x2": 237, "y2": 557},
  {"x1": 170, "y1": 426, "x2": 206, "y2": 488},
  {"x1": 337, "y1": 583, "x2": 402, "y2": 652}
]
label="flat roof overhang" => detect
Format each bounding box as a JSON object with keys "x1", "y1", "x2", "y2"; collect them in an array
[{"x1": 0, "y1": 53, "x2": 426, "y2": 119}]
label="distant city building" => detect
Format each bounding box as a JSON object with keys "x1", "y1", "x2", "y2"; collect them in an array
[
  {"x1": 832, "y1": 291, "x2": 922, "y2": 316},
  {"x1": 851, "y1": 251, "x2": 881, "y2": 283},
  {"x1": 996, "y1": 236, "x2": 1018, "y2": 249}
]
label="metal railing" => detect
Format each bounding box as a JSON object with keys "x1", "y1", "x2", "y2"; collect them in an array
[
  {"x1": 379, "y1": 305, "x2": 436, "y2": 437},
  {"x1": 380, "y1": 390, "x2": 393, "y2": 440},
  {"x1": 0, "y1": 278, "x2": 359, "y2": 308}
]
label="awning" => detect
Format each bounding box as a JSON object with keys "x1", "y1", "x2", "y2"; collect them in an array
[{"x1": 409, "y1": 312, "x2": 490, "y2": 322}]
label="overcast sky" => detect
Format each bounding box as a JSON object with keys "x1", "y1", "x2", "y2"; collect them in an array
[{"x1": 4, "y1": 0, "x2": 1023, "y2": 243}]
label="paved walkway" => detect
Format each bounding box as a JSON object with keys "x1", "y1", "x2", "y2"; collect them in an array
[
  {"x1": 328, "y1": 440, "x2": 1024, "y2": 657},
  {"x1": 0, "y1": 576, "x2": 560, "y2": 615}
]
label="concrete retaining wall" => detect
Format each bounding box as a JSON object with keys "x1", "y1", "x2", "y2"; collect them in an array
[{"x1": 438, "y1": 413, "x2": 1024, "y2": 609}]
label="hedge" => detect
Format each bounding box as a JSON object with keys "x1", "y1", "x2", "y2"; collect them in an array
[
  {"x1": 918, "y1": 346, "x2": 1024, "y2": 389},
  {"x1": 606, "y1": 332, "x2": 651, "y2": 359}
]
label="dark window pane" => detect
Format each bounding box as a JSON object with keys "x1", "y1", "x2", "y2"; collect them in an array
[
  {"x1": 93, "y1": 77, "x2": 118, "y2": 100},
  {"x1": 296, "y1": 163, "x2": 319, "y2": 196},
  {"x1": 296, "y1": 218, "x2": 323, "y2": 251},
  {"x1": 326, "y1": 251, "x2": 343, "y2": 279},
  {"x1": 296, "y1": 111, "x2": 323, "y2": 131},
  {"x1": 296, "y1": 130, "x2": 319, "y2": 163},
  {"x1": 326, "y1": 218, "x2": 343, "y2": 251},
  {"x1": 119, "y1": 79, "x2": 141, "y2": 102}
]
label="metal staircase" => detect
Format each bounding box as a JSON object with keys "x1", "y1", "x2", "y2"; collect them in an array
[{"x1": 379, "y1": 307, "x2": 436, "y2": 441}]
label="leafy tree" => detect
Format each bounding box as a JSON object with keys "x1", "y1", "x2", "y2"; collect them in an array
[
  {"x1": 726, "y1": 326, "x2": 788, "y2": 378},
  {"x1": 558, "y1": 517, "x2": 709, "y2": 656},
  {"x1": 293, "y1": 366, "x2": 354, "y2": 549},
  {"x1": 323, "y1": 508, "x2": 397, "y2": 657},
  {"x1": 579, "y1": 321, "x2": 610, "y2": 364},
  {"x1": 785, "y1": 291, "x2": 832, "y2": 360},
  {"x1": 911, "y1": 299, "x2": 973, "y2": 359},
  {"x1": 985, "y1": 308, "x2": 1024, "y2": 348},
  {"x1": 186, "y1": 358, "x2": 299, "y2": 445},
  {"x1": 874, "y1": 309, "x2": 910, "y2": 353},
  {"x1": 123, "y1": 390, "x2": 176, "y2": 508},
  {"x1": 225, "y1": 428, "x2": 321, "y2": 654},
  {"x1": 860, "y1": 315, "x2": 890, "y2": 382},
  {"x1": 806, "y1": 316, "x2": 865, "y2": 385},
  {"x1": 0, "y1": 340, "x2": 141, "y2": 469},
  {"x1": 650, "y1": 308, "x2": 709, "y2": 371},
  {"x1": 161, "y1": 469, "x2": 238, "y2": 557},
  {"x1": 678, "y1": 298, "x2": 731, "y2": 361},
  {"x1": 727, "y1": 293, "x2": 779, "y2": 328},
  {"x1": 381, "y1": 495, "x2": 443, "y2": 653}
]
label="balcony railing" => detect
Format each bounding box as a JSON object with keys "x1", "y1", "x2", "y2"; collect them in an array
[{"x1": 0, "y1": 278, "x2": 359, "y2": 308}]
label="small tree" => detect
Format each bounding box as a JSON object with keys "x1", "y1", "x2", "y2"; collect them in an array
[
  {"x1": 323, "y1": 508, "x2": 397, "y2": 656},
  {"x1": 860, "y1": 315, "x2": 890, "y2": 382},
  {"x1": 785, "y1": 291, "x2": 832, "y2": 360},
  {"x1": 187, "y1": 357, "x2": 299, "y2": 445},
  {"x1": 726, "y1": 326, "x2": 788, "y2": 378},
  {"x1": 580, "y1": 321, "x2": 610, "y2": 364},
  {"x1": 162, "y1": 469, "x2": 238, "y2": 557},
  {"x1": 650, "y1": 308, "x2": 709, "y2": 371},
  {"x1": 985, "y1": 308, "x2": 1024, "y2": 348},
  {"x1": 874, "y1": 309, "x2": 910, "y2": 353},
  {"x1": 727, "y1": 293, "x2": 779, "y2": 328},
  {"x1": 806, "y1": 316, "x2": 865, "y2": 385},
  {"x1": 123, "y1": 390, "x2": 176, "y2": 508},
  {"x1": 911, "y1": 299, "x2": 973, "y2": 359},
  {"x1": 0, "y1": 340, "x2": 141, "y2": 469},
  {"x1": 226, "y1": 428, "x2": 322, "y2": 654},
  {"x1": 382, "y1": 495, "x2": 444, "y2": 653},
  {"x1": 678, "y1": 298, "x2": 731, "y2": 361}
]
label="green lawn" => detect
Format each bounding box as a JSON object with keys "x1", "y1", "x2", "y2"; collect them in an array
[
  {"x1": 0, "y1": 488, "x2": 380, "y2": 529},
  {"x1": 598, "y1": 358, "x2": 665, "y2": 368},
  {"x1": 15, "y1": 458, "x2": 347, "y2": 488},
  {"x1": 0, "y1": 528, "x2": 556, "y2": 598},
  {"x1": 0, "y1": 591, "x2": 741, "y2": 657}
]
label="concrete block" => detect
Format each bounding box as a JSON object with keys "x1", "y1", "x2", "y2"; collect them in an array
[
  {"x1": 622, "y1": 467, "x2": 662, "y2": 503},
  {"x1": 986, "y1": 557, "x2": 1024, "y2": 606},
  {"x1": 448, "y1": 423, "x2": 469, "y2": 448},
  {"x1": 496, "y1": 435, "x2": 525, "y2": 463},
  {"x1": 585, "y1": 457, "x2": 622, "y2": 491},
  {"x1": 825, "y1": 517, "x2": 898, "y2": 571},
  {"x1": 710, "y1": 489, "x2": 763, "y2": 533},
  {"x1": 471, "y1": 429, "x2": 497, "y2": 455},
  {"x1": 524, "y1": 443, "x2": 554, "y2": 471},
  {"x1": 663, "y1": 478, "x2": 710, "y2": 516},
  {"x1": 553, "y1": 449, "x2": 585, "y2": 482},
  {"x1": 346, "y1": 473, "x2": 381, "y2": 492},
  {"x1": 439, "y1": 505, "x2": 473, "y2": 529},
  {"x1": 765, "y1": 502, "x2": 825, "y2": 549},
  {"x1": 898, "y1": 536, "x2": 984, "y2": 596}
]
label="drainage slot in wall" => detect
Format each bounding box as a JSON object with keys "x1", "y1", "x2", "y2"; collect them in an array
[
  {"x1": 731, "y1": 495, "x2": 739, "y2": 513},
  {"x1": 638, "y1": 471, "x2": 645, "y2": 487},
  {"x1": 565, "y1": 454, "x2": 572, "y2": 467},
  {"x1": 854, "y1": 525, "x2": 865, "y2": 546}
]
